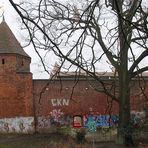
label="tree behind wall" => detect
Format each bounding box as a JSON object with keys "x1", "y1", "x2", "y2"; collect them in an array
[{"x1": 9, "y1": 0, "x2": 148, "y2": 145}]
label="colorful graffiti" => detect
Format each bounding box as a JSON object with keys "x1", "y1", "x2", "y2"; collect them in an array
[
  {"x1": 82, "y1": 111, "x2": 145, "y2": 129},
  {"x1": 37, "y1": 109, "x2": 72, "y2": 130},
  {"x1": 49, "y1": 109, "x2": 72, "y2": 126},
  {"x1": 131, "y1": 111, "x2": 145, "y2": 127},
  {"x1": 86, "y1": 118, "x2": 97, "y2": 133},
  {"x1": 73, "y1": 116, "x2": 83, "y2": 128},
  {"x1": 83, "y1": 114, "x2": 119, "y2": 128},
  {"x1": 0, "y1": 117, "x2": 34, "y2": 133},
  {"x1": 37, "y1": 116, "x2": 72, "y2": 128},
  {"x1": 50, "y1": 109, "x2": 64, "y2": 123},
  {"x1": 0, "y1": 112, "x2": 144, "y2": 133},
  {"x1": 37, "y1": 116, "x2": 52, "y2": 128}
]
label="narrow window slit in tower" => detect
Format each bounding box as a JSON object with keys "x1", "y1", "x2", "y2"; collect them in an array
[
  {"x1": 21, "y1": 60, "x2": 24, "y2": 66},
  {"x1": 2, "y1": 59, "x2": 5, "y2": 64}
]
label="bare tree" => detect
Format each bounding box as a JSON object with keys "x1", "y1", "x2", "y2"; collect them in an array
[{"x1": 9, "y1": 0, "x2": 148, "y2": 145}]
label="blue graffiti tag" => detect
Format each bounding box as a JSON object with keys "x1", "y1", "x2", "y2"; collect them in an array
[
  {"x1": 83, "y1": 114, "x2": 119, "y2": 128},
  {"x1": 84, "y1": 115, "x2": 97, "y2": 132}
]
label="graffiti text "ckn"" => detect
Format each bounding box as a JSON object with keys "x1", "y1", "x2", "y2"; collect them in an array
[{"x1": 51, "y1": 99, "x2": 70, "y2": 106}]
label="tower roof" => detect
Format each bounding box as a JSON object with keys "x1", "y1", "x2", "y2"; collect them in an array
[{"x1": 0, "y1": 20, "x2": 30, "y2": 58}]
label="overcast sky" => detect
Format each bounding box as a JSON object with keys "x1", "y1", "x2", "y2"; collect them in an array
[
  {"x1": 0, "y1": 0, "x2": 148, "y2": 79},
  {"x1": 0, "y1": 0, "x2": 112, "y2": 79},
  {"x1": 0, "y1": 0, "x2": 53, "y2": 79}
]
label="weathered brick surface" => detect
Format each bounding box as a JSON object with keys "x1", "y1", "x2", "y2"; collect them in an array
[
  {"x1": 0, "y1": 54, "x2": 33, "y2": 118},
  {"x1": 33, "y1": 80, "x2": 119, "y2": 116},
  {"x1": 0, "y1": 53, "x2": 147, "y2": 120},
  {"x1": 33, "y1": 79, "x2": 148, "y2": 117}
]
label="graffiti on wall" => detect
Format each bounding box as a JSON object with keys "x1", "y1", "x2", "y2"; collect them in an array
[
  {"x1": 51, "y1": 99, "x2": 70, "y2": 106},
  {"x1": 37, "y1": 111, "x2": 145, "y2": 131},
  {"x1": 37, "y1": 116, "x2": 52, "y2": 128},
  {"x1": 50, "y1": 109, "x2": 64, "y2": 123},
  {"x1": 73, "y1": 115, "x2": 83, "y2": 128},
  {"x1": 37, "y1": 111, "x2": 146, "y2": 131},
  {"x1": 131, "y1": 111, "x2": 145, "y2": 127},
  {"x1": 37, "y1": 109, "x2": 72, "y2": 129},
  {"x1": 0, "y1": 117, "x2": 34, "y2": 133},
  {"x1": 83, "y1": 111, "x2": 145, "y2": 129},
  {"x1": 83, "y1": 114, "x2": 119, "y2": 128}
]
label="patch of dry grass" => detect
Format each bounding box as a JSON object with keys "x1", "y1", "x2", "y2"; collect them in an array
[{"x1": 47, "y1": 139, "x2": 91, "y2": 148}]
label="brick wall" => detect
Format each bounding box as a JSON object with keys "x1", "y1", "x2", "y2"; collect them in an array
[
  {"x1": 0, "y1": 54, "x2": 33, "y2": 118},
  {"x1": 33, "y1": 78, "x2": 148, "y2": 116},
  {"x1": 33, "y1": 78, "x2": 148, "y2": 132},
  {"x1": 33, "y1": 79, "x2": 119, "y2": 117}
]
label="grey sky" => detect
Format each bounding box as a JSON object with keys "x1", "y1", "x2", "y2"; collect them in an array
[
  {"x1": 1, "y1": 0, "x2": 148, "y2": 79},
  {"x1": 0, "y1": 0, "x2": 111, "y2": 79},
  {"x1": 0, "y1": 0, "x2": 52, "y2": 79}
]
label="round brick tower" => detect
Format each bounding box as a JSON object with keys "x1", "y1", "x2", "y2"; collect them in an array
[{"x1": 0, "y1": 19, "x2": 34, "y2": 133}]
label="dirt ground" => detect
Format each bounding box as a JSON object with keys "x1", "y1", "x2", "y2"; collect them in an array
[{"x1": 0, "y1": 133, "x2": 147, "y2": 148}]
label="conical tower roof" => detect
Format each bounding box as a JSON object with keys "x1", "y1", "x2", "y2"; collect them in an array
[{"x1": 0, "y1": 20, "x2": 30, "y2": 58}]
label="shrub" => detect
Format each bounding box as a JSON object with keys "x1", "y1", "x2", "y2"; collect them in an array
[{"x1": 76, "y1": 128, "x2": 86, "y2": 144}]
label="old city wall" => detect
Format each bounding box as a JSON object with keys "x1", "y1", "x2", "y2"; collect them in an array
[
  {"x1": 33, "y1": 79, "x2": 119, "y2": 133},
  {"x1": 0, "y1": 54, "x2": 34, "y2": 133},
  {"x1": 33, "y1": 78, "x2": 148, "y2": 133},
  {"x1": 0, "y1": 54, "x2": 147, "y2": 134}
]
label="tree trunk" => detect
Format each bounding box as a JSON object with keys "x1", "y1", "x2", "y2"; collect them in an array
[
  {"x1": 116, "y1": 3, "x2": 134, "y2": 144},
  {"x1": 116, "y1": 70, "x2": 133, "y2": 145}
]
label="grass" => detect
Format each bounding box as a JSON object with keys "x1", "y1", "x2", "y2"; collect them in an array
[
  {"x1": 0, "y1": 133, "x2": 91, "y2": 148},
  {"x1": 0, "y1": 127, "x2": 147, "y2": 148},
  {"x1": 0, "y1": 139, "x2": 49, "y2": 148},
  {"x1": 0, "y1": 135, "x2": 50, "y2": 148}
]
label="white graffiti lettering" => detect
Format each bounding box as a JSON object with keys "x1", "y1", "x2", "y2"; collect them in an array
[
  {"x1": 63, "y1": 99, "x2": 69, "y2": 106},
  {"x1": 51, "y1": 99, "x2": 57, "y2": 106},
  {"x1": 51, "y1": 99, "x2": 70, "y2": 106},
  {"x1": 57, "y1": 99, "x2": 62, "y2": 106}
]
